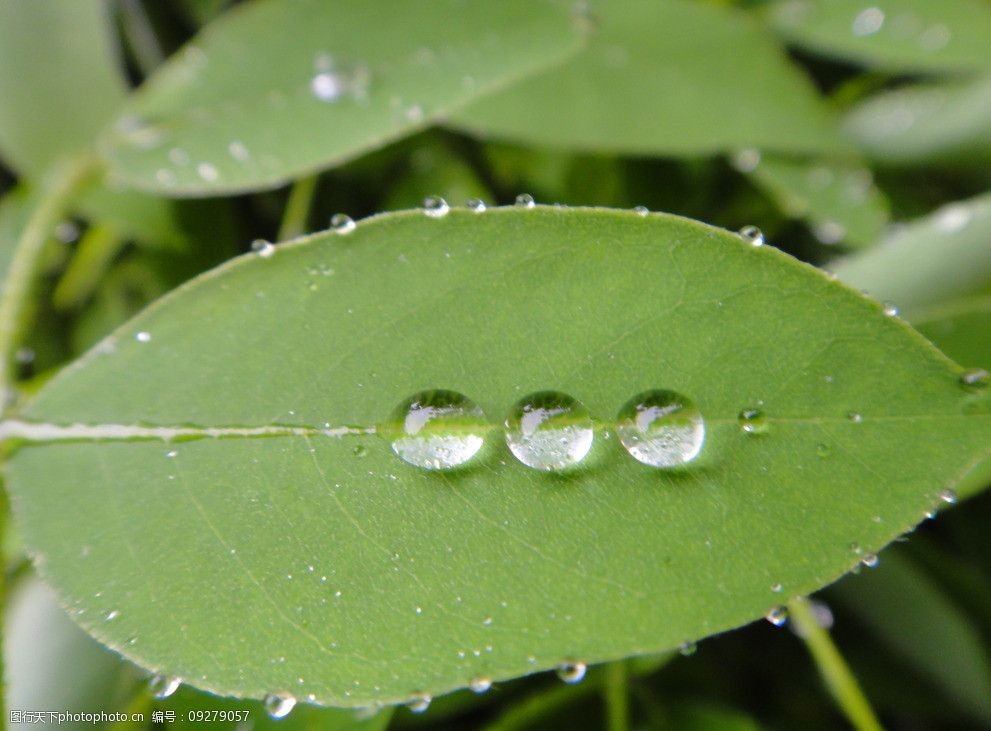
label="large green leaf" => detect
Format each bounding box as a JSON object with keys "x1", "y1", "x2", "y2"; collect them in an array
[
  {"x1": 5, "y1": 207, "x2": 989, "y2": 709},
  {"x1": 100, "y1": 0, "x2": 584, "y2": 195},
  {"x1": 842, "y1": 74, "x2": 991, "y2": 166},
  {"x1": 0, "y1": 0, "x2": 126, "y2": 175},
  {"x1": 767, "y1": 0, "x2": 991, "y2": 73},
  {"x1": 831, "y1": 192, "x2": 991, "y2": 315},
  {"x1": 448, "y1": 0, "x2": 845, "y2": 157}
]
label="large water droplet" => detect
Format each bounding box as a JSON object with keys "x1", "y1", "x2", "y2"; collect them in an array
[
  {"x1": 738, "y1": 225, "x2": 764, "y2": 247},
  {"x1": 406, "y1": 693, "x2": 432, "y2": 713},
  {"x1": 633, "y1": 205, "x2": 649, "y2": 217},
  {"x1": 263, "y1": 693, "x2": 297, "y2": 719},
  {"x1": 467, "y1": 198, "x2": 486, "y2": 213},
  {"x1": 504, "y1": 391, "x2": 593, "y2": 471},
  {"x1": 149, "y1": 675, "x2": 181, "y2": 700},
  {"x1": 252, "y1": 239, "x2": 275, "y2": 257},
  {"x1": 616, "y1": 390, "x2": 705, "y2": 468},
  {"x1": 515, "y1": 193, "x2": 536, "y2": 209},
  {"x1": 738, "y1": 408, "x2": 767, "y2": 434},
  {"x1": 423, "y1": 196, "x2": 449, "y2": 218},
  {"x1": 556, "y1": 661, "x2": 586, "y2": 684},
  {"x1": 329, "y1": 214, "x2": 355, "y2": 235},
  {"x1": 386, "y1": 390, "x2": 486, "y2": 470}
]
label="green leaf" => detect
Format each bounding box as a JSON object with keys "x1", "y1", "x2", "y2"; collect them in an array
[
  {"x1": 829, "y1": 551, "x2": 991, "y2": 722},
  {"x1": 831, "y1": 192, "x2": 991, "y2": 316},
  {"x1": 732, "y1": 152, "x2": 889, "y2": 248},
  {"x1": 6, "y1": 207, "x2": 990, "y2": 708},
  {"x1": 449, "y1": 0, "x2": 846, "y2": 157},
  {"x1": 0, "y1": 0, "x2": 126, "y2": 175},
  {"x1": 767, "y1": 0, "x2": 991, "y2": 73},
  {"x1": 914, "y1": 297, "x2": 991, "y2": 370},
  {"x1": 100, "y1": 0, "x2": 585, "y2": 195},
  {"x1": 842, "y1": 74, "x2": 991, "y2": 166}
]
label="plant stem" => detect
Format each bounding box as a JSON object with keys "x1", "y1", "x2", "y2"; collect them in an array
[
  {"x1": 0, "y1": 155, "x2": 95, "y2": 413},
  {"x1": 278, "y1": 174, "x2": 319, "y2": 241},
  {"x1": 788, "y1": 596, "x2": 883, "y2": 731},
  {"x1": 603, "y1": 661, "x2": 629, "y2": 731}
]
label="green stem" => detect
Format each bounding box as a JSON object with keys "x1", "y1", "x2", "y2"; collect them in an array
[
  {"x1": 0, "y1": 155, "x2": 95, "y2": 412},
  {"x1": 603, "y1": 661, "x2": 629, "y2": 731},
  {"x1": 788, "y1": 596, "x2": 883, "y2": 731},
  {"x1": 278, "y1": 174, "x2": 319, "y2": 241},
  {"x1": 52, "y1": 222, "x2": 125, "y2": 311}
]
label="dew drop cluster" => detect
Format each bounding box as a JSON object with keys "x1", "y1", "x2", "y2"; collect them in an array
[{"x1": 381, "y1": 389, "x2": 705, "y2": 472}]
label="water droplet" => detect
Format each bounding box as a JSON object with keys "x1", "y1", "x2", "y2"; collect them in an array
[
  {"x1": 920, "y1": 23, "x2": 951, "y2": 51},
  {"x1": 861, "y1": 553, "x2": 879, "y2": 568},
  {"x1": 939, "y1": 488, "x2": 958, "y2": 505},
  {"x1": 251, "y1": 239, "x2": 275, "y2": 257},
  {"x1": 105, "y1": 610, "x2": 120, "y2": 621},
  {"x1": 311, "y1": 72, "x2": 345, "y2": 101},
  {"x1": 765, "y1": 606, "x2": 788, "y2": 627},
  {"x1": 737, "y1": 408, "x2": 767, "y2": 435},
  {"x1": 467, "y1": 198, "x2": 486, "y2": 213},
  {"x1": 168, "y1": 148, "x2": 190, "y2": 166},
  {"x1": 556, "y1": 661, "x2": 586, "y2": 684},
  {"x1": 633, "y1": 205, "x2": 649, "y2": 217},
  {"x1": 228, "y1": 141, "x2": 249, "y2": 161},
  {"x1": 166, "y1": 450, "x2": 177, "y2": 458},
  {"x1": 423, "y1": 196, "x2": 449, "y2": 218},
  {"x1": 504, "y1": 391, "x2": 593, "y2": 471},
  {"x1": 197, "y1": 162, "x2": 219, "y2": 182},
  {"x1": 738, "y1": 225, "x2": 764, "y2": 247},
  {"x1": 156, "y1": 169, "x2": 177, "y2": 187},
  {"x1": 816, "y1": 443, "x2": 831, "y2": 458},
  {"x1": 616, "y1": 390, "x2": 705, "y2": 468},
  {"x1": 263, "y1": 693, "x2": 297, "y2": 719},
  {"x1": 883, "y1": 302, "x2": 899, "y2": 317},
  {"x1": 469, "y1": 676, "x2": 492, "y2": 693},
  {"x1": 149, "y1": 675, "x2": 181, "y2": 700},
  {"x1": 770, "y1": 582, "x2": 783, "y2": 593},
  {"x1": 515, "y1": 193, "x2": 535, "y2": 209},
  {"x1": 135, "y1": 332, "x2": 152, "y2": 343},
  {"x1": 852, "y1": 7, "x2": 885, "y2": 36},
  {"x1": 55, "y1": 221, "x2": 80, "y2": 243},
  {"x1": 353, "y1": 445, "x2": 367, "y2": 457},
  {"x1": 385, "y1": 390, "x2": 486, "y2": 470},
  {"x1": 330, "y1": 213, "x2": 356, "y2": 234},
  {"x1": 960, "y1": 368, "x2": 988, "y2": 390},
  {"x1": 847, "y1": 411, "x2": 863, "y2": 423},
  {"x1": 678, "y1": 641, "x2": 697, "y2": 656},
  {"x1": 732, "y1": 148, "x2": 761, "y2": 173},
  {"x1": 406, "y1": 693, "x2": 431, "y2": 714}
]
